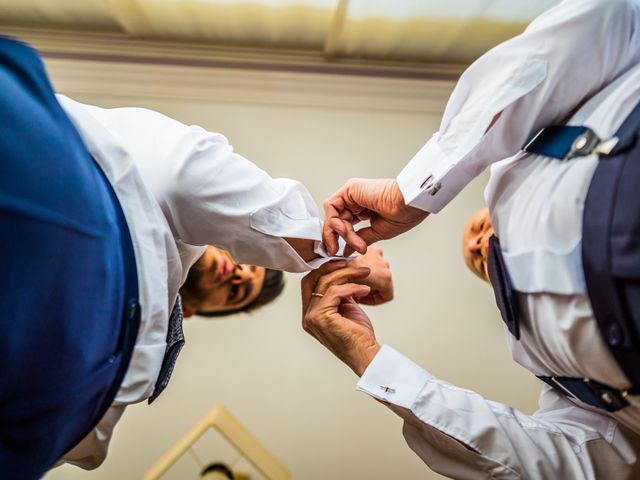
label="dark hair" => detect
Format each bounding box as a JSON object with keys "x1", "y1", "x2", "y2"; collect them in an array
[{"x1": 180, "y1": 265, "x2": 285, "y2": 318}]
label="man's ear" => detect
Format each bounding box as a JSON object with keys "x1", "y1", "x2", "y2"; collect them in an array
[{"x1": 182, "y1": 304, "x2": 196, "y2": 318}]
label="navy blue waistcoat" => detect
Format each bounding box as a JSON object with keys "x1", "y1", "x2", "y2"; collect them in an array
[{"x1": 582, "y1": 101, "x2": 640, "y2": 391}]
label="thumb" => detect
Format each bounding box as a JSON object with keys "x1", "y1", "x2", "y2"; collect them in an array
[{"x1": 353, "y1": 226, "x2": 386, "y2": 246}]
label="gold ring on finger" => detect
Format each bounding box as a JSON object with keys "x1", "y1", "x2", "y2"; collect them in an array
[{"x1": 311, "y1": 292, "x2": 324, "y2": 298}]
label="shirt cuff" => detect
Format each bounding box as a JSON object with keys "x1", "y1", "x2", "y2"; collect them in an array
[
  {"x1": 305, "y1": 236, "x2": 359, "y2": 269},
  {"x1": 356, "y1": 344, "x2": 433, "y2": 409},
  {"x1": 356, "y1": 345, "x2": 490, "y2": 467},
  {"x1": 251, "y1": 208, "x2": 352, "y2": 271},
  {"x1": 397, "y1": 135, "x2": 474, "y2": 214}
]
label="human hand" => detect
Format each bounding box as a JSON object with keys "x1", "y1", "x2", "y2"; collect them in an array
[
  {"x1": 301, "y1": 261, "x2": 381, "y2": 376},
  {"x1": 349, "y1": 246, "x2": 393, "y2": 305},
  {"x1": 322, "y1": 178, "x2": 429, "y2": 256}
]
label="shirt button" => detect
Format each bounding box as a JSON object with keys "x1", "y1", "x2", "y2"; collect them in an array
[{"x1": 607, "y1": 323, "x2": 624, "y2": 346}]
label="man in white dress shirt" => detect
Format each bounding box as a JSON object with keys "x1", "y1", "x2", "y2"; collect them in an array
[
  {"x1": 50, "y1": 94, "x2": 399, "y2": 471},
  {"x1": 46, "y1": 95, "x2": 327, "y2": 470},
  {"x1": 0, "y1": 37, "x2": 393, "y2": 475},
  {"x1": 302, "y1": 0, "x2": 640, "y2": 478}
]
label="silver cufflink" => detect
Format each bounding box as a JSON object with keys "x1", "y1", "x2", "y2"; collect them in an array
[
  {"x1": 428, "y1": 182, "x2": 442, "y2": 196},
  {"x1": 420, "y1": 174, "x2": 433, "y2": 189},
  {"x1": 419, "y1": 174, "x2": 441, "y2": 196}
]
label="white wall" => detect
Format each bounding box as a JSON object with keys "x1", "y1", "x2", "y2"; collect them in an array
[{"x1": 42, "y1": 57, "x2": 541, "y2": 480}]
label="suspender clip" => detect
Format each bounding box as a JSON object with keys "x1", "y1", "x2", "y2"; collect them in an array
[
  {"x1": 566, "y1": 128, "x2": 600, "y2": 159},
  {"x1": 593, "y1": 136, "x2": 619, "y2": 156}
]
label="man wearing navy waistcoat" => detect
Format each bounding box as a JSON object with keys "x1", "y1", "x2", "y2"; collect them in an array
[
  {"x1": 0, "y1": 37, "x2": 393, "y2": 478},
  {"x1": 304, "y1": 0, "x2": 640, "y2": 478}
]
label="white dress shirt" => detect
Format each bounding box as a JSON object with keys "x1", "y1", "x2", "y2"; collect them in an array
[
  {"x1": 55, "y1": 96, "x2": 333, "y2": 468},
  {"x1": 359, "y1": 0, "x2": 640, "y2": 478}
]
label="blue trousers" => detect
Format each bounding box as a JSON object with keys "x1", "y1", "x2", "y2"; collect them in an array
[{"x1": 0, "y1": 37, "x2": 138, "y2": 478}]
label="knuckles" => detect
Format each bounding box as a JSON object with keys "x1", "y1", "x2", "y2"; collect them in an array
[
  {"x1": 302, "y1": 310, "x2": 320, "y2": 330},
  {"x1": 302, "y1": 316, "x2": 313, "y2": 333},
  {"x1": 325, "y1": 285, "x2": 340, "y2": 297}
]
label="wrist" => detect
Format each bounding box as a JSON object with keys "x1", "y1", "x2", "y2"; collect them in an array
[
  {"x1": 390, "y1": 181, "x2": 429, "y2": 223},
  {"x1": 284, "y1": 237, "x2": 319, "y2": 262},
  {"x1": 351, "y1": 342, "x2": 381, "y2": 377}
]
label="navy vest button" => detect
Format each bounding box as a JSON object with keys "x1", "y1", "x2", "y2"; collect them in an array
[
  {"x1": 607, "y1": 323, "x2": 624, "y2": 346},
  {"x1": 128, "y1": 299, "x2": 139, "y2": 320}
]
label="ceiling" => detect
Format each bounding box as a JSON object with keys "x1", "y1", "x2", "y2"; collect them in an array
[{"x1": 0, "y1": 0, "x2": 561, "y2": 68}]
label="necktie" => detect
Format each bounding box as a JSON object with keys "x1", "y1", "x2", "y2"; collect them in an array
[
  {"x1": 148, "y1": 296, "x2": 185, "y2": 404},
  {"x1": 486, "y1": 235, "x2": 521, "y2": 340}
]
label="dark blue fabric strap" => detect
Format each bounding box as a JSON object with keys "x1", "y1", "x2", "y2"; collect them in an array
[
  {"x1": 537, "y1": 376, "x2": 639, "y2": 413},
  {"x1": 522, "y1": 125, "x2": 609, "y2": 160}
]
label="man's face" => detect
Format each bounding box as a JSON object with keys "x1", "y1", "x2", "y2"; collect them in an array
[
  {"x1": 186, "y1": 246, "x2": 266, "y2": 315},
  {"x1": 462, "y1": 208, "x2": 493, "y2": 282}
]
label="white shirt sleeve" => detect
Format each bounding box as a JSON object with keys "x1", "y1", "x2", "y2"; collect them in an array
[
  {"x1": 127, "y1": 110, "x2": 342, "y2": 272},
  {"x1": 398, "y1": 0, "x2": 640, "y2": 213},
  {"x1": 162, "y1": 127, "x2": 321, "y2": 272},
  {"x1": 357, "y1": 346, "x2": 640, "y2": 479}
]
